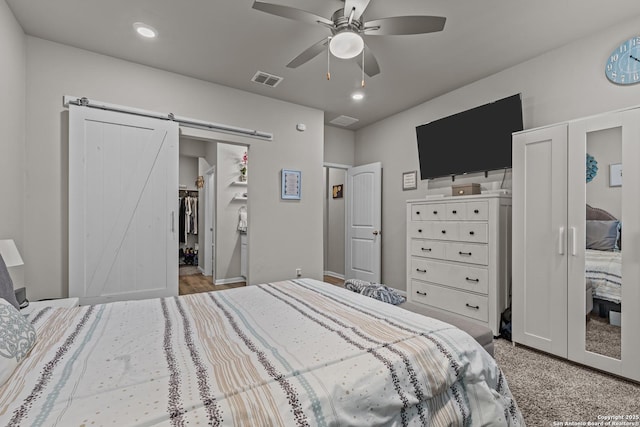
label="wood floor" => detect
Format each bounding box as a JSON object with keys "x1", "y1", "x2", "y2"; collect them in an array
[{"x1": 179, "y1": 271, "x2": 344, "y2": 295}]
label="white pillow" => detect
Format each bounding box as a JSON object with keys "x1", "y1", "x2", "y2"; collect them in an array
[{"x1": 0, "y1": 298, "x2": 37, "y2": 386}]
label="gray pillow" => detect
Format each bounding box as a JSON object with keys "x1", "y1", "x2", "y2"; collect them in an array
[
  {"x1": 586, "y1": 220, "x2": 619, "y2": 251},
  {"x1": 0, "y1": 255, "x2": 20, "y2": 310}
]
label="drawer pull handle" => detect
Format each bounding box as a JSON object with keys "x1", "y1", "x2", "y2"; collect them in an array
[
  {"x1": 465, "y1": 303, "x2": 480, "y2": 310},
  {"x1": 465, "y1": 277, "x2": 480, "y2": 283},
  {"x1": 418, "y1": 229, "x2": 423, "y2": 233},
  {"x1": 474, "y1": 209, "x2": 479, "y2": 214},
  {"x1": 469, "y1": 231, "x2": 475, "y2": 236},
  {"x1": 416, "y1": 290, "x2": 427, "y2": 296},
  {"x1": 416, "y1": 211, "x2": 420, "y2": 215},
  {"x1": 441, "y1": 230, "x2": 446, "y2": 234},
  {"x1": 433, "y1": 210, "x2": 438, "y2": 215},
  {"x1": 416, "y1": 268, "x2": 427, "y2": 273},
  {"x1": 452, "y1": 210, "x2": 457, "y2": 214},
  {"x1": 459, "y1": 251, "x2": 472, "y2": 256},
  {"x1": 421, "y1": 247, "x2": 432, "y2": 252}
]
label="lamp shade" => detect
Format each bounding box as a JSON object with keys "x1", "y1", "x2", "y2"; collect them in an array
[
  {"x1": 0, "y1": 240, "x2": 24, "y2": 267},
  {"x1": 329, "y1": 31, "x2": 364, "y2": 59}
]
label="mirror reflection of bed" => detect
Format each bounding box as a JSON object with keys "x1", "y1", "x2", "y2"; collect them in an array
[{"x1": 585, "y1": 204, "x2": 622, "y2": 359}]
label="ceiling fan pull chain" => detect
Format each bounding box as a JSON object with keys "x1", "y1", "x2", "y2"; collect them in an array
[
  {"x1": 327, "y1": 37, "x2": 331, "y2": 80},
  {"x1": 361, "y1": 47, "x2": 365, "y2": 87}
]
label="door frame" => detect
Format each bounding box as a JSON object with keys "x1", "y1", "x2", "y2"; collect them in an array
[{"x1": 203, "y1": 166, "x2": 216, "y2": 277}]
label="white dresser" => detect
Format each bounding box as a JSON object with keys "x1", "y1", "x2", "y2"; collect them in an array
[{"x1": 406, "y1": 193, "x2": 511, "y2": 336}]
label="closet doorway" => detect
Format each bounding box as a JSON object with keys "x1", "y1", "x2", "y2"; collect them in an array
[
  {"x1": 323, "y1": 165, "x2": 348, "y2": 282},
  {"x1": 178, "y1": 137, "x2": 249, "y2": 295}
]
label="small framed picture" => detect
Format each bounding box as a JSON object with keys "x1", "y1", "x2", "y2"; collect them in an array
[
  {"x1": 402, "y1": 170, "x2": 418, "y2": 191},
  {"x1": 332, "y1": 184, "x2": 343, "y2": 199},
  {"x1": 281, "y1": 169, "x2": 301, "y2": 200},
  {"x1": 609, "y1": 163, "x2": 622, "y2": 187}
]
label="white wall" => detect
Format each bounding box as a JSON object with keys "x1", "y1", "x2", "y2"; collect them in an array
[
  {"x1": 355, "y1": 14, "x2": 640, "y2": 292},
  {"x1": 0, "y1": 2, "x2": 26, "y2": 283},
  {"x1": 179, "y1": 155, "x2": 199, "y2": 190},
  {"x1": 24, "y1": 37, "x2": 324, "y2": 300},
  {"x1": 586, "y1": 127, "x2": 622, "y2": 220},
  {"x1": 216, "y1": 143, "x2": 246, "y2": 281}
]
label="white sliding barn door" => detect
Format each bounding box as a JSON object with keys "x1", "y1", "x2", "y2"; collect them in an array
[
  {"x1": 345, "y1": 162, "x2": 382, "y2": 283},
  {"x1": 69, "y1": 105, "x2": 179, "y2": 305}
]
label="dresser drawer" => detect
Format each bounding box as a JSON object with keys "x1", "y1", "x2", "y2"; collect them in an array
[
  {"x1": 410, "y1": 239, "x2": 447, "y2": 260},
  {"x1": 430, "y1": 221, "x2": 458, "y2": 241},
  {"x1": 446, "y1": 243, "x2": 488, "y2": 265},
  {"x1": 411, "y1": 203, "x2": 445, "y2": 221},
  {"x1": 466, "y1": 201, "x2": 488, "y2": 220},
  {"x1": 411, "y1": 259, "x2": 489, "y2": 294},
  {"x1": 411, "y1": 281, "x2": 489, "y2": 322},
  {"x1": 408, "y1": 221, "x2": 431, "y2": 238},
  {"x1": 458, "y1": 222, "x2": 488, "y2": 243},
  {"x1": 445, "y1": 203, "x2": 467, "y2": 220}
]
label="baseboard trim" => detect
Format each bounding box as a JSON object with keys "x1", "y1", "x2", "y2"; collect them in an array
[
  {"x1": 215, "y1": 276, "x2": 245, "y2": 286},
  {"x1": 324, "y1": 271, "x2": 345, "y2": 280}
]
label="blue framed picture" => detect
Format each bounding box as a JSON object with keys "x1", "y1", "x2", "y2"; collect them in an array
[{"x1": 281, "y1": 169, "x2": 301, "y2": 200}]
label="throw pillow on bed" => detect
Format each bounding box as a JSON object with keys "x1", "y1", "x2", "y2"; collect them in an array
[
  {"x1": 0, "y1": 297, "x2": 37, "y2": 386},
  {"x1": 586, "y1": 220, "x2": 619, "y2": 251},
  {"x1": 0, "y1": 254, "x2": 21, "y2": 310},
  {"x1": 344, "y1": 279, "x2": 406, "y2": 305}
]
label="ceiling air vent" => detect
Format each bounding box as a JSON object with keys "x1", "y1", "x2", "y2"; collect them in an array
[
  {"x1": 329, "y1": 115, "x2": 359, "y2": 127},
  {"x1": 251, "y1": 71, "x2": 283, "y2": 88}
]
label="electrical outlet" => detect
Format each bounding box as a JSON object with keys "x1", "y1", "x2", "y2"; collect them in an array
[{"x1": 296, "y1": 268, "x2": 302, "y2": 277}]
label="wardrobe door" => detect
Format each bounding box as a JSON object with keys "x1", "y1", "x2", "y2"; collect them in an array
[
  {"x1": 512, "y1": 124, "x2": 568, "y2": 357},
  {"x1": 567, "y1": 109, "x2": 640, "y2": 381}
]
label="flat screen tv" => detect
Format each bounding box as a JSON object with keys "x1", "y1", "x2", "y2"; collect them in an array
[{"x1": 416, "y1": 94, "x2": 523, "y2": 180}]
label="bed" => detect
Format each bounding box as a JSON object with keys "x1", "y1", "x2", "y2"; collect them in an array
[
  {"x1": 1, "y1": 279, "x2": 523, "y2": 426},
  {"x1": 585, "y1": 204, "x2": 622, "y2": 315}
]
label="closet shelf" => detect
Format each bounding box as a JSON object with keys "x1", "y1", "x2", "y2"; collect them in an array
[
  {"x1": 232, "y1": 195, "x2": 248, "y2": 201},
  {"x1": 231, "y1": 181, "x2": 248, "y2": 186}
]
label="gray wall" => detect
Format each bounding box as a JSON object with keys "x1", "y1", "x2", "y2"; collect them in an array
[
  {"x1": 354, "y1": 14, "x2": 640, "y2": 292},
  {"x1": 0, "y1": 2, "x2": 26, "y2": 274},
  {"x1": 324, "y1": 125, "x2": 355, "y2": 166},
  {"x1": 23, "y1": 36, "x2": 324, "y2": 300}
]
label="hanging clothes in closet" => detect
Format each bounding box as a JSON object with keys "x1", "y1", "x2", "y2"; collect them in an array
[{"x1": 179, "y1": 192, "x2": 198, "y2": 243}]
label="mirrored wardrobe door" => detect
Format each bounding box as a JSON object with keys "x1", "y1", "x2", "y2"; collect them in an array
[{"x1": 567, "y1": 113, "x2": 624, "y2": 377}]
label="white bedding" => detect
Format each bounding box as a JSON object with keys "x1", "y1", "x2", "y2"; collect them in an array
[
  {"x1": 0, "y1": 279, "x2": 523, "y2": 426},
  {"x1": 586, "y1": 249, "x2": 622, "y2": 304}
]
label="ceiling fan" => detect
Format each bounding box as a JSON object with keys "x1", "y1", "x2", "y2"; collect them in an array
[{"x1": 252, "y1": 0, "x2": 446, "y2": 78}]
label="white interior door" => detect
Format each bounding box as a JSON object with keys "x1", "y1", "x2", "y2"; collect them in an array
[
  {"x1": 345, "y1": 162, "x2": 382, "y2": 282},
  {"x1": 69, "y1": 105, "x2": 179, "y2": 304}
]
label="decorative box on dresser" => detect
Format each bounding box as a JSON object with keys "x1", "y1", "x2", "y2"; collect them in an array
[{"x1": 406, "y1": 193, "x2": 512, "y2": 336}]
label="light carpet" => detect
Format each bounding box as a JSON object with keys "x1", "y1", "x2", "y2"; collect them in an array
[{"x1": 494, "y1": 338, "x2": 639, "y2": 426}]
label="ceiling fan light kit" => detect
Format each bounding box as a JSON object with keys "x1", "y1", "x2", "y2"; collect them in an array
[
  {"x1": 329, "y1": 31, "x2": 364, "y2": 59},
  {"x1": 251, "y1": 0, "x2": 446, "y2": 81}
]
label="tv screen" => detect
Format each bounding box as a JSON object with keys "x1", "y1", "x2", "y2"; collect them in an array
[{"x1": 416, "y1": 94, "x2": 523, "y2": 180}]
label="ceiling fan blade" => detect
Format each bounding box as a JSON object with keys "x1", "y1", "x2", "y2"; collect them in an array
[
  {"x1": 287, "y1": 38, "x2": 329, "y2": 68},
  {"x1": 356, "y1": 45, "x2": 380, "y2": 77},
  {"x1": 343, "y1": 0, "x2": 372, "y2": 20},
  {"x1": 364, "y1": 15, "x2": 446, "y2": 35},
  {"x1": 252, "y1": 1, "x2": 333, "y2": 26}
]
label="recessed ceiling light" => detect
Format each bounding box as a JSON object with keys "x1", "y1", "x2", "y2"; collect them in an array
[
  {"x1": 351, "y1": 93, "x2": 364, "y2": 101},
  {"x1": 133, "y1": 22, "x2": 157, "y2": 39}
]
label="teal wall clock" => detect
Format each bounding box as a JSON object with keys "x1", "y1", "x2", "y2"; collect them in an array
[{"x1": 605, "y1": 36, "x2": 640, "y2": 85}]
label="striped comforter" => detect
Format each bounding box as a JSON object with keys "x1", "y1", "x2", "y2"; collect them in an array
[
  {"x1": 586, "y1": 249, "x2": 622, "y2": 304},
  {"x1": 0, "y1": 279, "x2": 523, "y2": 426}
]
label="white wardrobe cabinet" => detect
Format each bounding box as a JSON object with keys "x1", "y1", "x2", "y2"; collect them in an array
[{"x1": 513, "y1": 107, "x2": 640, "y2": 381}]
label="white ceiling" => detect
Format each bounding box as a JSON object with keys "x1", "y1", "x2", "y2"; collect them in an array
[{"x1": 7, "y1": 0, "x2": 640, "y2": 129}]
